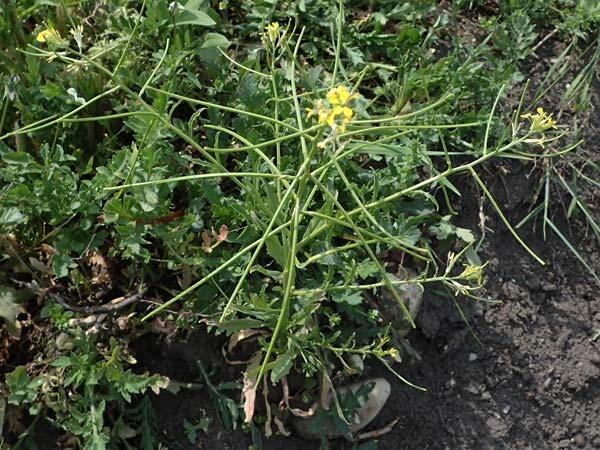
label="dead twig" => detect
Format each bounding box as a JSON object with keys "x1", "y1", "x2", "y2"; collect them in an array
[
  {"x1": 356, "y1": 417, "x2": 400, "y2": 440},
  {"x1": 48, "y1": 292, "x2": 143, "y2": 314}
]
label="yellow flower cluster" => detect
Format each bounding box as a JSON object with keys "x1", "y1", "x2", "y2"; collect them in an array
[
  {"x1": 261, "y1": 22, "x2": 280, "y2": 46},
  {"x1": 35, "y1": 27, "x2": 62, "y2": 44},
  {"x1": 521, "y1": 107, "x2": 557, "y2": 133},
  {"x1": 306, "y1": 85, "x2": 359, "y2": 135}
]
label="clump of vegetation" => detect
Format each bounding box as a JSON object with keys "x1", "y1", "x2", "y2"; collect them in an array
[{"x1": 0, "y1": 1, "x2": 597, "y2": 448}]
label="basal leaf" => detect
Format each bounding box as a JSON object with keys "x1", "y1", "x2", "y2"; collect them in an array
[
  {"x1": 172, "y1": 8, "x2": 215, "y2": 27},
  {"x1": 202, "y1": 32, "x2": 230, "y2": 48}
]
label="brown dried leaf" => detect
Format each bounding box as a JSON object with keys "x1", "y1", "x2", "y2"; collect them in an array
[
  {"x1": 227, "y1": 329, "x2": 263, "y2": 353},
  {"x1": 28, "y1": 257, "x2": 49, "y2": 274},
  {"x1": 243, "y1": 351, "x2": 262, "y2": 423},
  {"x1": 87, "y1": 252, "x2": 109, "y2": 268},
  {"x1": 151, "y1": 317, "x2": 177, "y2": 336},
  {"x1": 280, "y1": 376, "x2": 315, "y2": 418},
  {"x1": 218, "y1": 224, "x2": 229, "y2": 242}
]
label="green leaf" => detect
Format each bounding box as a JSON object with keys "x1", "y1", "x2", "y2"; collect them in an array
[
  {"x1": 2, "y1": 152, "x2": 33, "y2": 166},
  {"x1": 0, "y1": 207, "x2": 25, "y2": 227},
  {"x1": 5, "y1": 366, "x2": 39, "y2": 405},
  {"x1": 172, "y1": 7, "x2": 215, "y2": 27},
  {"x1": 455, "y1": 227, "x2": 475, "y2": 243},
  {"x1": 439, "y1": 177, "x2": 461, "y2": 196},
  {"x1": 355, "y1": 260, "x2": 379, "y2": 280},
  {"x1": 202, "y1": 32, "x2": 230, "y2": 48},
  {"x1": 265, "y1": 235, "x2": 286, "y2": 267},
  {"x1": 331, "y1": 289, "x2": 363, "y2": 306},
  {"x1": 465, "y1": 246, "x2": 482, "y2": 266},
  {"x1": 218, "y1": 318, "x2": 264, "y2": 333},
  {"x1": 270, "y1": 351, "x2": 294, "y2": 383},
  {"x1": 52, "y1": 252, "x2": 77, "y2": 278},
  {"x1": 51, "y1": 356, "x2": 73, "y2": 368}
]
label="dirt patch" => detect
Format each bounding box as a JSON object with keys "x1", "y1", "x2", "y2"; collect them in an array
[{"x1": 372, "y1": 161, "x2": 600, "y2": 450}]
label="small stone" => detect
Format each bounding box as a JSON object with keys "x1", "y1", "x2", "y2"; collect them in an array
[
  {"x1": 573, "y1": 434, "x2": 586, "y2": 447},
  {"x1": 468, "y1": 353, "x2": 479, "y2": 362},
  {"x1": 481, "y1": 392, "x2": 492, "y2": 401},
  {"x1": 558, "y1": 439, "x2": 571, "y2": 448},
  {"x1": 571, "y1": 416, "x2": 584, "y2": 431},
  {"x1": 502, "y1": 406, "x2": 510, "y2": 415},
  {"x1": 465, "y1": 383, "x2": 479, "y2": 395},
  {"x1": 542, "y1": 282, "x2": 557, "y2": 292},
  {"x1": 348, "y1": 354, "x2": 364, "y2": 372},
  {"x1": 591, "y1": 436, "x2": 600, "y2": 448},
  {"x1": 292, "y1": 378, "x2": 391, "y2": 440},
  {"x1": 485, "y1": 375, "x2": 498, "y2": 389},
  {"x1": 449, "y1": 378, "x2": 457, "y2": 388},
  {"x1": 543, "y1": 377, "x2": 553, "y2": 389}
]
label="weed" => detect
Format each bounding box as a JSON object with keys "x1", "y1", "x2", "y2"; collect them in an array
[{"x1": 0, "y1": 0, "x2": 596, "y2": 448}]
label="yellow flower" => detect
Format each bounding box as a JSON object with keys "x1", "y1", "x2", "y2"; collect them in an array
[
  {"x1": 306, "y1": 100, "x2": 330, "y2": 124},
  {"x1": 520, "y1": 107, "x2": 557, "y2": 133},
  {"x1": 333, "y1": 105, "x2": 353, "y2": 119},
  {"x1": 306, "y1": 85, "x2": 359, "y2": 137},
  {"x1": 327, "y1": 85, "x2": 358, "y2": 105},
  {"x1": 261, "y1": 22, "x2": 281, "y2": 46},
  {"x1": 36, "y1": 27, "x2": 61, "y2": 44}
]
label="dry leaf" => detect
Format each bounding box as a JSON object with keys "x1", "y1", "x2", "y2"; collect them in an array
[
  {"x1": 242, "y1": 351, "x2": 262, "y2": 423},
  {"x1": 227, "y1": 329, "x2": 263, "y2": 353},
  {"x1": 87, "y1": 252, "x2": 108, "y2": 268}
]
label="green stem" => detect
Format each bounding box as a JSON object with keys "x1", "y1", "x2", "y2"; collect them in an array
[
  {"x1": 469, "y1": 167, "x2": 545, "y2": 265},
  {"x1": 113, "y1": 0, "x2": 148, "y2": 76},
  {"x1": 142, "y1": 220, "x2": 292, "y2": 321}
]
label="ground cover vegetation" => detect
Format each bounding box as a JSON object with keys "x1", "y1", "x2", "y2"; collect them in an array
[{"x1": 0, "y1": 0, "x2": 598, "y2": 449}]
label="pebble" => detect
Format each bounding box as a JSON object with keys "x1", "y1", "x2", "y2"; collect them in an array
[
  {"x1": 543, "y1": 377, "x2": 553, "y2": 389},
  {"x1": 481, "y1": 392, "x2": 492, "y2": 401},
  {"x1": 292, "y1": 378, "x2": 390, "y2": 440},
  {"x1": 485, "y1": 375, "x2": 498, "y2": 389},
  {"x1": 468, "y1": 352, "x2": 479, "y2": 362},
  {"x1": 465, "y1": 383, "x2": 480, "y2": 395},
  {"x1": 571, "y1": 417, "x2": 584, "y2": 431},
  {"x1": 502, "y1": 406, "x2": 510, "y2": 415},
  {"x1": 592, "y1": 436, "x2": 600, "y2": 448},
  {"x1": 573, "y1": 433, "x2": 586, "y2": 447}
]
